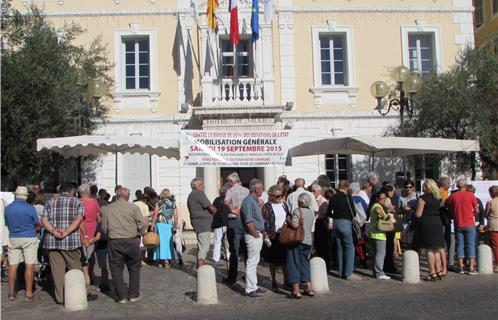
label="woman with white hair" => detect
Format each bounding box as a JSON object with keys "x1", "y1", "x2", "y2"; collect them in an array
[
  {"x1": 286, "y1": 192, "x2": 315, "y2": 299},
  {"x1": 78, "y1": 183, "x2": 101, "y2": 287}
]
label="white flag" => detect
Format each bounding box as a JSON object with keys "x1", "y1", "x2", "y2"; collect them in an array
[
  {"x1": 263, "y1": 0, "x2": 274, "y2": 24},
  {"x1": 190, "y1": 0, "x2": 199, "y2": 22}
]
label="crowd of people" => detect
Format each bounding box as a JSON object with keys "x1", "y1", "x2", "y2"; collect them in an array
[
  {"x1": 187, "y1": 172, "x2": 498, "y2": 298},
  {"x1": 1, "y1": 172, "x2": 497, "y2": 305}
]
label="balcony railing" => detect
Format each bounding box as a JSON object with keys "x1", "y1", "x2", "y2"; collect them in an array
[{"x1": 202, "y1": 78, "x2": 265, "y2": 107}]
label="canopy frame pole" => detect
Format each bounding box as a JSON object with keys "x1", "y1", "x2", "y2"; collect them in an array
[
  {"x1": 370, "y1": 153, "x2": 375, "y2": 171},
  {"x1": 149, "y1": 154, "x2": 153, "y2": 188},
  {"x1": 115, "y1": 153, "x2": 118, "y2": 186}
]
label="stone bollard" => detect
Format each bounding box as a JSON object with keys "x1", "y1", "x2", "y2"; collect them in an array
[
  {"x1": 64, "y1": 269, "x2": 88, "y2": 311},
  {"x1": 196, "y1": 265, "x2": 218, "y2": 304},
  {"x1": 478, "y1": 244, "x2": 493, "y2": 275},
  {"x1": 402, "y1": 250, "x2": 420, "y2": 284},
  {"x1": 310, "y1": 257, "x2": 329, "y2": 293}
]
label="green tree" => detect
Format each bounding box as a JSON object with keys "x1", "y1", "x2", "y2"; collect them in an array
[
  {"x1": 403, "y1": 46, "x2": 498, "y2": 179},
  {"x1": 1, "y1": 4, "x2": 113, "y2": 190}
]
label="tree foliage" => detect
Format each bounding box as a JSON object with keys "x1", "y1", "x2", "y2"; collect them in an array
[
  {"x1": 1, "y1": 4, "x2": 113, "y2": 190},
  {"x1": 403, "y1": 47, "x2": 498, "y2": 179}
]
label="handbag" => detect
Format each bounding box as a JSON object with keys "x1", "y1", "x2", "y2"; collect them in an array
[
  {"x1": 346, "y1": 195, "x2": 362, "y2": 243},
  {"x1": 377, "y1": 218, "x2": 395, "y2": 232},
  {"x1": 143, "y1": 231, "x2": 160, "y2": 248},
  {"x1": 279, "y1": 209, "x2": 304, "y2": 246}
]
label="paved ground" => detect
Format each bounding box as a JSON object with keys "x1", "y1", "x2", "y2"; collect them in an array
[{"x1": 2, "y1": 246, "x2": 498, "y2": 320}]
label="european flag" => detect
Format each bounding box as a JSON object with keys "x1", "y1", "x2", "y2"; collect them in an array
[{"x1": 251, "y1": 0, "x2": 259, "y2": 42}]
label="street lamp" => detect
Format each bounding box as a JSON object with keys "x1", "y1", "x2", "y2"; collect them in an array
[
  {"x1": 75, "y1": 69, "x2": 107, "y2": 184},
  {"x1": 370, "y1": 65, "x2": 422, "y2": 177}
]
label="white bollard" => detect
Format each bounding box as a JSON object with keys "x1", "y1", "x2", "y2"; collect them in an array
[
  {"x1": 64, "y1": 269, "x2": 88, "y2": 311},
  {"x1": 310, "y1": 257, "x2": 330, "y2": 293},
  {"x1": 196, "y1": 265, "x2": 218, "y2": 304},
  {"x1": 402, "y1": 250, "x2": 420, "y2": 284},
  {"x1": 478, "y1": 244, "x2": 493, "y2": 275}
]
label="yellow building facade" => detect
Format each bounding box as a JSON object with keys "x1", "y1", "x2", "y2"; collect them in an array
[
  {"x1": 474, "y1": 0, "x2": 498, "y2": 52},
  {"x1": 13, "y1": 0, "x2": 475, "y2": 215}
]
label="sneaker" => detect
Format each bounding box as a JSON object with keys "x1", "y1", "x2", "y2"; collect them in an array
[
  {"x1": 346, "y1": 274, "x2": 362, "y2": 281},
  {"x1": 458, "y1": 267, "x2": 465, "y2": 274},
  {"x1": 245, "y1": 291, "x2": 262, "y2": 298},
  {"x1": 255, "y1": 288, "x2": 266, "y2": 294},
  {"x1": 377, "y1": 275, "x2": 391, "y2": 280},
  {"x1": 129, "y1": 296, "x2": 141, "y2": 302},
  {"x1": 467, "y1": 269, "x2": 478, "y2": 275},
  {"x1": 117, "y1": 298, "x2": 128, "y2": 304}
]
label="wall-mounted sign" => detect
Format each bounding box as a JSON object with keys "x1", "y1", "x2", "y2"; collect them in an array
[{"x1": 180, "y1": 130, "x2": 290, "y2": 167}]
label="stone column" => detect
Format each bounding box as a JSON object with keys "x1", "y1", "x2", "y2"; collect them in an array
[
  {"x1": 402, "y1": 250, "x2": 420, "y2": 283},
  {"x1": 203, "y1": 167, "x2": 218, "y2": 202},
  {"x1": 310, "y1": 257, "x2": 330, "y2": 293},
  {"x1": 197, "y1": 265, "x2": 218, "y2": 304},
  {"x1": 264, "y1": 166, "x2": 276, "y2": 190},
  {"x1": 477, "y1": 244, "x2": 493, "y2": 274},
  {"x1": 64, "y1": 269, "x2": 88, "y2": 311}
]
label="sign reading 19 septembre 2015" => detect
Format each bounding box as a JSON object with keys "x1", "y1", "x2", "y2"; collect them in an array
[{"x1": 180, "y1": 130, "x2": 290, "y2": 167}]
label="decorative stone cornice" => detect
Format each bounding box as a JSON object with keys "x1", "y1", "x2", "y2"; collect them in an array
[{"x1": 277, "y1": 6, "x2": 473, "y2": 14}]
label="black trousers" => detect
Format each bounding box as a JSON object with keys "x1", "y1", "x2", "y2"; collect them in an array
[
  {"x1": 314, "y1": 218, "x2": 331, "y2": 271},
  {"x1": 108, "y1": 238, "x2": 141, "y2": 300},
  {"x1": 227, "y1": 227, "x2": 246, "y2": 282},
  {"x1": 383, "y1": 232, "x2": 396, "y2": 272}
]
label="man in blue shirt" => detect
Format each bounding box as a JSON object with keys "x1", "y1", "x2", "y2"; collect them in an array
[
  {"x1": 4, "y1": 186, "x2": 41, "y2": 301},
  {"x1": 240, "y1": 179, "x2": 265, "y2": 298}
]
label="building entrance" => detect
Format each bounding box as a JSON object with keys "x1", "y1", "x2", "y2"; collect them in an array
[{"x1": 220, "y1": 168, "x2": 259, "y2": 188}]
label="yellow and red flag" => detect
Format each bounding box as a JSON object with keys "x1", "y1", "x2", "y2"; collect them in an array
[{"x1": 207, "y1": 0, "x2": 219, "y2": 31}]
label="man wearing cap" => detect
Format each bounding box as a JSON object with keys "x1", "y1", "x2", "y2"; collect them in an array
[
  {"x1": 41, "y1": 183, "x2": 87, "y2": 305},
  {"x1": 4, "y1": 186, "x2": 41, "y2": 301}
]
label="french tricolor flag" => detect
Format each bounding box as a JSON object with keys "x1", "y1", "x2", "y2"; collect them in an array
[{"x1": 229, "y1": 0, "x2": 240, "y2": 45}]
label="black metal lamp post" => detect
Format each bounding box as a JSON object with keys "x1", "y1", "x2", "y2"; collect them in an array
[
  {"x1": 75, "y1": 69, "x2": 107, "y2": 185},
  {"x1": 370, "y1": 65, "x2": 422, "y2": 177}
]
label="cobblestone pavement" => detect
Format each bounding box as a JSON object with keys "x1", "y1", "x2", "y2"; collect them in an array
[{"x1": 2, "y1": 247, "x2": 497, "y2": 320}]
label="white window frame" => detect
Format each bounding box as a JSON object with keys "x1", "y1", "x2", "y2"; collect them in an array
[
  {"x1": 475, "y1": 0, "x2": 484, "y2": 27},
  {"x1": 112, "y1": 27, "x2": 160, "y2": 113},
  {"x1": 123, "y1": 37, "x2": 150, "y2": 90},
  {"x1": 401, "y1": 26, "x2": 442, "y2": 74},
  {"x1": 325, "y1": 154, "x2": 351, "y2": 189},
  {"x1": 310, "y1": 26, "x2": 358, "y2": 107},
  {"x1": 219, "y1": 37, "x2": 254, "y2": 79}
]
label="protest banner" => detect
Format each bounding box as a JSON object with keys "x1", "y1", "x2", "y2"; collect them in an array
[{"x1": 180, "y1": 130, "x2": 290, "y2": 167}]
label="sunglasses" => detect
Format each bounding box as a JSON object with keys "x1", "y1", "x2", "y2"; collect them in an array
[
  {"x1": 378, "y1": 197, "x2": 387, "y2": 200},
  {"x1": 272, "y1": 195, "x2": 283, "y2": 198},
  {"x1": 406, "y1": 186, "x2": 414, "y2": 189}
]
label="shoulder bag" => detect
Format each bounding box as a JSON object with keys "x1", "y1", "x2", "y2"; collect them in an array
[
  {"x1": 279, "y1": 209, "x2": 304, "y2": 246},
  {"x1": 346, "y1": 195, "x2": 362, "y2": 243}
]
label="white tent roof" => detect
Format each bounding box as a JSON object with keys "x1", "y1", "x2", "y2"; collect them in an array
[
  {"x1": 37, "y1": 135, "x2": 180, "y2": 159},
  {"x1": 287, "y1": 136, "x2": 480, "y2": 161}
]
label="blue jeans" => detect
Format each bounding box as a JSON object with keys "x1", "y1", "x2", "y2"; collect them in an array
[
  {"x1": 455, "y1": 226, "x2": 476, "y2": 259},
  {"x1": 332, "y1": 219, "x2": 355, "y2": 277},
  {"x1": 286, "y1": 243, "x2": 311, "y2": 284}
]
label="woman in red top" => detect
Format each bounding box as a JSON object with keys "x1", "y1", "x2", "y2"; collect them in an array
[{"x1": 79, "y1": 184, "x2": 100, "y2": 286}]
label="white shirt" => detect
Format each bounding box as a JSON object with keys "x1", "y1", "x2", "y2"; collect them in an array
[
  {"x1": 358, "y1": 190, "x2": 370, "y2": 206},
  {"x1": 271, "y1": 203, "x2": 287, "y2": 232},
  {"x1": 286, "y1": 187, "x2": 319, "y2": 214}
]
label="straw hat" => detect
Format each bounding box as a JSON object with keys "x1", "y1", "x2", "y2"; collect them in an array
[{"x1": 14, "y1": 186, "x2": 29, "y2": 199}]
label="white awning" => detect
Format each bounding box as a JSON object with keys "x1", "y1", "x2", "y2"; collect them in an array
[
  {"x1": 287, "y1": 136, "x2": 480, "y2": 164},
  {"x1": 37, "y1": 135, "x2": 180, "y2": 159}
]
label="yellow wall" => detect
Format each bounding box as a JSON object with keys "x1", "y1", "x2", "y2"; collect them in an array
[
  {"x1": 292, "y1": 11, "x2": 462, "y2": 111},
  {"x1": 12, "y1": 0, "x2": 468, "y2": 115},
  {"x1": 475, "y1": 0, "x2": 498, "y2": 50}
]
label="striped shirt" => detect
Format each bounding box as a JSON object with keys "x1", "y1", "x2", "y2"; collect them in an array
[{"x1": 42, "y1": 195, "x2": 85, "y2": 250}]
